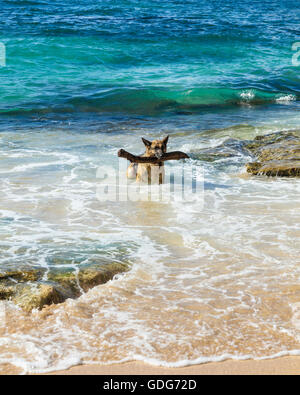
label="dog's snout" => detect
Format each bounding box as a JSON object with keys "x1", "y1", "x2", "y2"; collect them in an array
[{"x1": 155, "y1": 148, "x2": 163, "y2": 158}]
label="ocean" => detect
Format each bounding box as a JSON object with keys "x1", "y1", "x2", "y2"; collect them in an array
[{"x1": 1, "y1": 0, "x2": 300, "y2": 374}]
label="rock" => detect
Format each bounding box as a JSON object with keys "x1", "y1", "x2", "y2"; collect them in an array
[
  {"x1": 0, "y1": 262, "x2": 129, "y2": 311},
  {"x1": 79, "y1": 263, "x2": 129, "y2": 290},
  {"x1": 12, "y1": 284, "x2": 65, "y2": 312},
  {"x1": 0, "y1": 285, "x2": 14, "y2": 300},
  {"x1": 247, "y1": 160, "x2": 300, "y2": 177},
  {"x1": 48, "y1": 262, "x2": 129, "y2": 297},
  {"x1": 0, "y1": 269, "x2": 43, "y2": 283},
  {"x1": 245, "y1": 131, "x2": 300, "y2": 177},
  {"x1": 0, "y1": 269, "x2": 45, "y2": 305}
]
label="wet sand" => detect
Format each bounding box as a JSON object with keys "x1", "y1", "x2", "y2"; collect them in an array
[{"x1": 45, "y1": 357, "x2": 300, "y2": 375}]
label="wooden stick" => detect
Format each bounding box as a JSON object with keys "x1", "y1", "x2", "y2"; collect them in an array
[{"x1": 118, "y1": 149, "x2": 189, "y2": 164}]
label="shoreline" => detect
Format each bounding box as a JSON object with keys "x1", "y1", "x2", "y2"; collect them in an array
[{"x1": 44, "y1": 356, "x2": 300, "y2": 375}]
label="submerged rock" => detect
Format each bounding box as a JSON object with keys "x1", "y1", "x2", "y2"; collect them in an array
[
  {"x1": 0, "y1": 262, "x2": 129, "y2": 311},
  {"x1": 245, "y1": 131, "x2": 300, "y2": 177},
  {"x1": 0, "y1": 285, "x2": 14, "y2": 299},
  {"x1": 190, "y1": 138, "x2": 249, "y2": 163},
  {"x1": 0, "y1": 269, "x2": 43, "y2": 283},
  {"x1": 12, "y1": 284, "x2": 65, "y2": 312},
  {"x1": 47, "y1": 263, "x2": 129, "y2": 298}
]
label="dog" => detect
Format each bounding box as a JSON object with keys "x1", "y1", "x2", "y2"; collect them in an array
[{"x1": 126, "y1": 136, "x2": 169, "y2": 184}]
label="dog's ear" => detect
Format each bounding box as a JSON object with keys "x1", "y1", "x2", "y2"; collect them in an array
[
  {"x1": 142, "y1": 137, "x2": 151, "y2": 147},
  {"x1": 162, "y1": 135, "x2": 169, "y2": 145}
]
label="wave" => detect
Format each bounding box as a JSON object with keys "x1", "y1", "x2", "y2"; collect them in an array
[{"x1": 0, "y1": 87, "x2": 298, "y2": 117}]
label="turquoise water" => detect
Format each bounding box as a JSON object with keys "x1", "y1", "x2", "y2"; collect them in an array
[
  {"x1": 2, "y1": 0, "x2": 300, "y2": 374},
  {"x1": 0, "y1": 0, "x2": 299, "y2": 119}
]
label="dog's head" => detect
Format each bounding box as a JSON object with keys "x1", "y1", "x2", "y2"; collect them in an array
[{"x1": 142, "y1": 136, "x2": 169, "y2": 159}]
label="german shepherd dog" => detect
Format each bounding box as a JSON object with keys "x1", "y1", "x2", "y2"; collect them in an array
[{"x1": 126, "y1": 136, "x2": 169, "y2": 184}]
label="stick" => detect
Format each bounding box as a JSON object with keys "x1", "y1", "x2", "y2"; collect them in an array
[{"x1": 118, "y1": 149, "x2": 189, "y2": 164}]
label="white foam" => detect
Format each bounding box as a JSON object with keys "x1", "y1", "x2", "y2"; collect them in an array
[
  {"x1": 240, "y1": 90, "x2": 255, "y2": 102},
  {"x1": 276, "y1": 94, "x2": 296, "y2": 104}
]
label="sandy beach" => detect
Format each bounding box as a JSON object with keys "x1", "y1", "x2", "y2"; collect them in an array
[{"x1": 45, "y1": 357, "x2": 300, "y2": 375}]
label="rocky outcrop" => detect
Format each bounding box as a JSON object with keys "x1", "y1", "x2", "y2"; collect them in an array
[
  {"x1": 189, "y1": 129, "x2": 300, "y2": 177},
  {"x1": 47, "y1": 263, "x2": 129, "y2": 299},
  {"x1": 245, "y1": 131, "x2": 300, "y2": 177},
  {"x1": 0, "y1": 263, "x2": 129, "y2": 312},
  {"x1": 0, "y1": 285, "x2": 14, "y2": 299},
  {"x1": 0, "y1": 269, "x2": 43, "y2": 283},
  {"x1": 12, "y1": 284, "x2": 65, "y2": 312}
]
